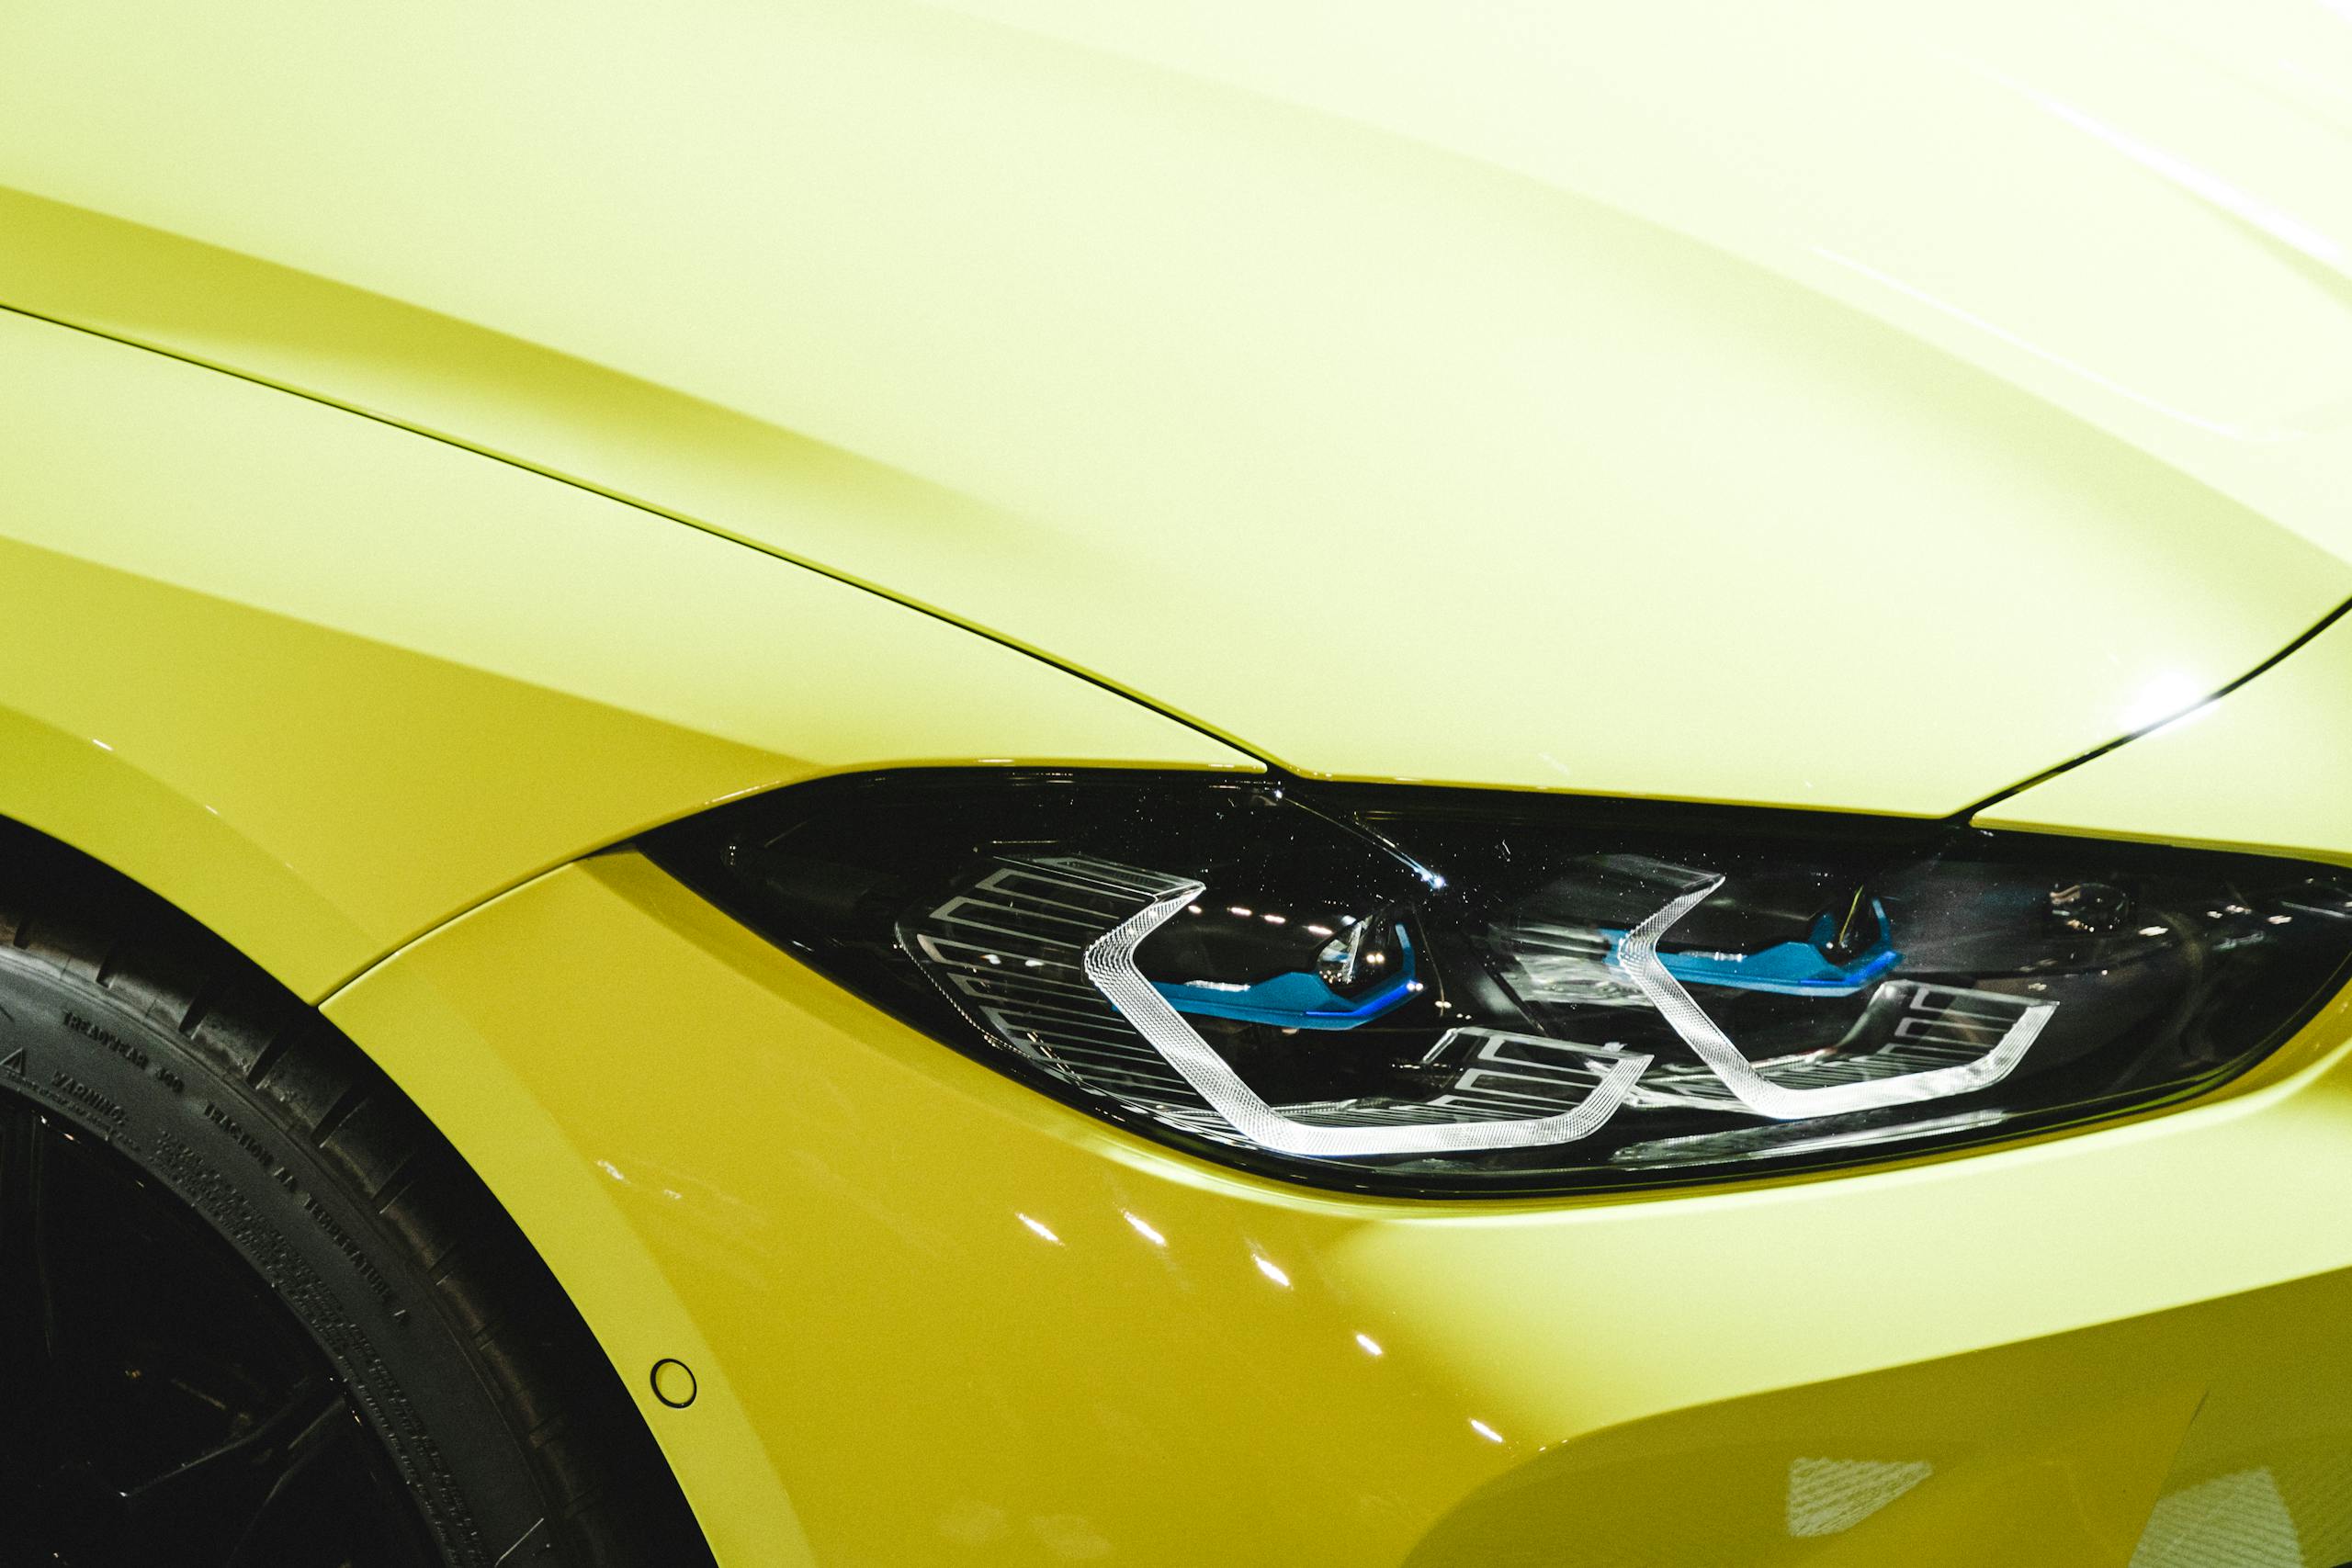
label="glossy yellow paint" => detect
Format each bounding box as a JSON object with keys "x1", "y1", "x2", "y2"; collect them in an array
[
  {"x1": 327, "y1": 848, "x2": 2352, "y2": 1566},
  {"x1": 1984, "y1": 604, "x2": 2352, "y2": 868},
  {"x1": 0, "y1": 307, "x2": 1252, "y2": 999},
  {"x1": 7, "y1": 1, "x2": 2352, "y2": 812}
]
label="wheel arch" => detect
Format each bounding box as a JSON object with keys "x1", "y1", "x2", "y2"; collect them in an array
[
  {"x1": 0, "y1": 784, "x2": 819, "y2": 1564},
  {"x1": 0, "y1": 803, "x2": 763, "y2": 1561}
]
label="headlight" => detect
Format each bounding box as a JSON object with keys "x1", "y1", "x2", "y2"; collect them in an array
[{"x1": 648, "y1": 772, "x2": 2352, "y2": 1195}]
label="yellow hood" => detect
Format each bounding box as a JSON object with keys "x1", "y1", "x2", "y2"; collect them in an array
[{"x1": 7, "y1": 0, "x2": 2352, "y2": 813}]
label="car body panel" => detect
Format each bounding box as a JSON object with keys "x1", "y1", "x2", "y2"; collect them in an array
[
  {"x1": 0, "y1": 308, "x2": 1252, "y2": 999},
  {"x1": 324, "y1": 845, "x2": 2352, "y2": 1566},
  {"x1": 7, "y1": 1, "x2": 2352, "y2": 812}
]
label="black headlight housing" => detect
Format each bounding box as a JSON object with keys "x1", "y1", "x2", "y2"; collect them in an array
[{"x1": 646, "y1": 771, "x2": 2352, "y2": 1197}]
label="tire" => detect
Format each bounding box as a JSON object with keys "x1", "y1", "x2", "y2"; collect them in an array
[{"x1": 0, "y1": 827, "x2": 710, "y2": 1568}]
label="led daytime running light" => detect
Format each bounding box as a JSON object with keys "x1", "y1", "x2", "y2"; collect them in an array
[
  {"x1": 1072, "y1": 857, "x2": 1652, "y2": 1157},
  {"x1": 1616, "y1": 875, "x2": 2056, "y2": 1120}
]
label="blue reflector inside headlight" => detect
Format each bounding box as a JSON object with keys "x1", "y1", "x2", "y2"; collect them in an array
[
  {"x1": 1600, "y1": 901, "x2": 1897, "y2": 997},
  {"x1": 1151, "y1": 926, "x2": 1419, "y2": 1029}
]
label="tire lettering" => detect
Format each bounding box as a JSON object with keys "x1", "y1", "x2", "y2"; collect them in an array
[
  {"x1": 61, "y1": 1010, "x2": 149, "y2": 1069},
  {"x1": 48, "y1": 1069, "x2": 126, "y2": 1124},
  {"x1": 200, "y1": 1100, "x2": 279, "y2": 1172}
]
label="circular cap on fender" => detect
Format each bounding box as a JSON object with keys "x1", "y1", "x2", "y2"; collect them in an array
[{"x1": 650, "y1": 1358, "x2": 697, "y2": 1409}]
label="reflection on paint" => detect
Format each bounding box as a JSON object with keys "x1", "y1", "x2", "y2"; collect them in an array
[
  {"x1": 1815, "y1": 248, "x2": 2302, "y2": 442},
  {"x1": 1785, "y1": 1457, "x2": 1932, "y2": 1537},
  {"x1": 2129, "y1": 1467, "x2": 2301, "y2": 1568}
]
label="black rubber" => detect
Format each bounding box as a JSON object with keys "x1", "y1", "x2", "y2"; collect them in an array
[{"x1": 0, "y1": 822, "x2": 713, "y2": 1567}]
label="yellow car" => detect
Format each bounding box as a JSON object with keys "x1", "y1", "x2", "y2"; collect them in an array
[{"x1": 6, "y1": 2, "x2": 2352, "y2": 1563}]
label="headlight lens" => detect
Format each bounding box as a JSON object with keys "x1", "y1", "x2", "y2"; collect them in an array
[{"x1": 648, "y1": 772, "x2": 2352, "y2": 1195}]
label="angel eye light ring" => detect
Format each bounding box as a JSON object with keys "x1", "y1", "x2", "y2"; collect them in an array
[
  {"x1": 1069, "y1": 858, "x2": 1652, "y2": 1158},
  {"x1": 1615, "y1": 875, "x2": 2056, "y2": 1122}
]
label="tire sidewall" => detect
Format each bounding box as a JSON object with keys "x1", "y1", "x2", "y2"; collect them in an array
[{"x1": 0, "y1": 944, "x2": 543, "y2": 1567}]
